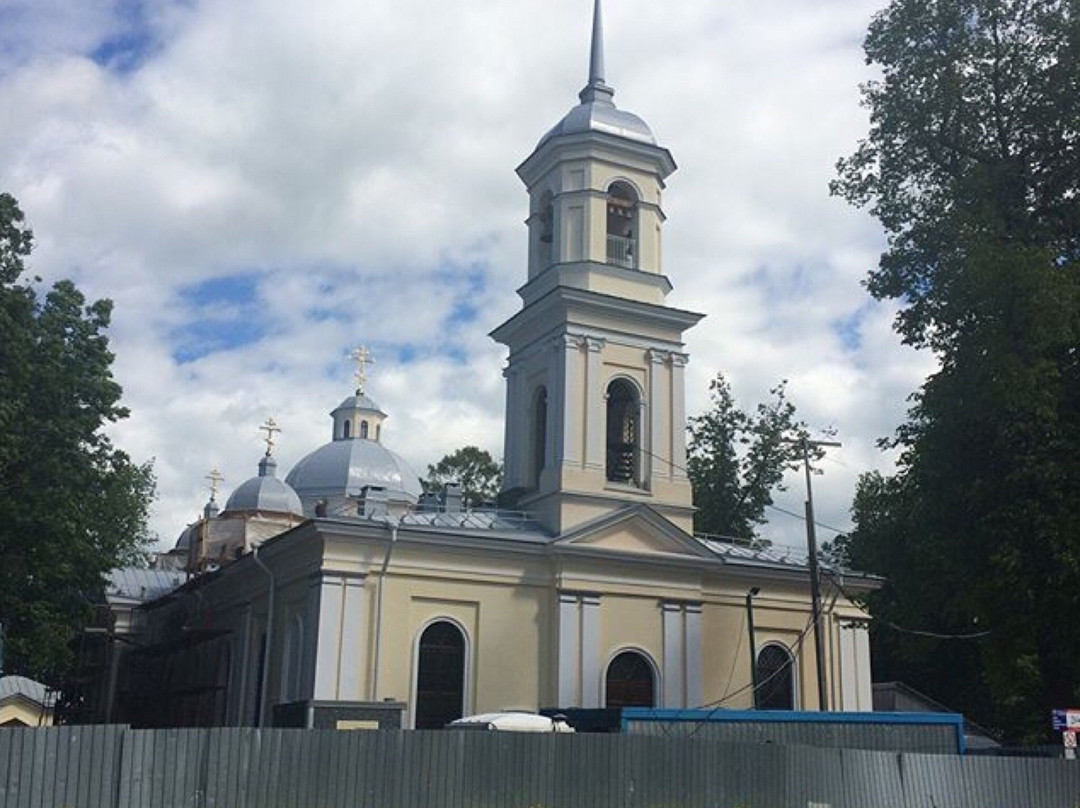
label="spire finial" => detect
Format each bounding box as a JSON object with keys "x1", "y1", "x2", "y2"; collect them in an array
[
  {"x1": 350, "y1": 345, "x2": 375, "y2": 395},
  {"x1": 205, "y1": 468, "x2": 224, "y2": 502},
  {"x1": 579, "y1": 0, "x2": 614, "y2": 105},
  {"x1": 259, "y1": 417, "x2": 281, "y2": 456},
  {"x1": 588, "y1": 0, "x2": 605, "y2": 86}
]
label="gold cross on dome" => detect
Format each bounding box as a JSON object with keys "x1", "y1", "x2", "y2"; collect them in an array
[
  {"x1": 350, "y1": 345, "x2": 375, "y2": 394},
  {"x1": 259, "y1": 417, "x2": 281, "y2": 456},
  {"x1": 205, "y1": 468, "x2": 224, "y2": 501}
]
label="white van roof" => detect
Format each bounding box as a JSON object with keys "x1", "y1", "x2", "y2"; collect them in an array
[{"x1": 447, "y1": 712, "x2": 575, "y2": 733}]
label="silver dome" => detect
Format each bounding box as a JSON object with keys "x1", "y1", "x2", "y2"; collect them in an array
[
  {"x1": 223, "y1": 455, "x2": 304, "y2": 516},
  {"x1": 538, "y1": 91, "x2": 655, "y2": 148},
  {"x1": 286, "y1": 438, "x2": 422, "y2": 503}
]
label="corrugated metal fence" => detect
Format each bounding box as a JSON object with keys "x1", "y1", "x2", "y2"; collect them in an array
[{"x1": 2, "y1": 725, "x2": 1078, "y2": 808}]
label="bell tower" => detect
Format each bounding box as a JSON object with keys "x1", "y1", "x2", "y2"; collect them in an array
[{"x1": 492, "y1": 0, "x2": 702, "y2": 534}]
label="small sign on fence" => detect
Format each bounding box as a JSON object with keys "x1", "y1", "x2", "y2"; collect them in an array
[{"x1": 1050, "y1": 709, "x2": 1080, "y2": 731}]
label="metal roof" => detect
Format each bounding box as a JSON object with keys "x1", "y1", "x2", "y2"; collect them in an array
[
  {"x1": 0, "y1": 675, "x2": 54, "y2": 706},
  {"x1": 106, "y1": 567, "x2": 186, "y2": 602}
]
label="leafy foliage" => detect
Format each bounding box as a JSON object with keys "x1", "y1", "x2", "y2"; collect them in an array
[
  {"x1": 832, "y1": 0, "x2": 1080, "y2": 742},
  {"x1": 0, "y1": 193, "x2": 155, "y2": 684},
  {"x1": 425, "y1": 446, "x2": 503, "y2": 508},
  {"x1": 686, "y1": 373, "x2": 820, "y2": 540}
]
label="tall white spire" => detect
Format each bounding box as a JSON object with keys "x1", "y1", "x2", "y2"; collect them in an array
[
  {"x1": 588, "y1": 0, "x2": 605, "y2": 86},
  {"x1": 579, "y1": 0, "x2": 613, "y2": 104}
]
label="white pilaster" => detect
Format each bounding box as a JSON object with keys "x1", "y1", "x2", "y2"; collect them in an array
[
  {"x1": 838, "y1": 619, "x2": 873, "y2": 711},
  {"x1": 584, "y1": 338, "x2": 606, "y2": 472},
  {"x1": 502, "y1": 366, "x2": 523, "y2": 489},
  {"x1": 661, "y1": 601, "x2": 683, "y2": 707},
  {"x1": 685, "y1": 603, "x2": 702, "y2": 708},
  {"x1": 581, "y1": 594, "x2": 602, "y2": 708},
  {"x1": 338, "y1": 575, "x2": 367, "y2": 701},
  {"x1": 647, "y1": 349, "x2": 668, "y2": 485},
  {"x1": 309, "y1": 573, "x2": 344, "y2": 700},
  {"x1": 670, "y1": 352, "x2": 689, "y2": 481},
  {"x1": 555, "y1": 335, "x2": 583, "y2": 470},
  {"x1": 557, "y1": 592, "x2": 581, "y2": 706}
]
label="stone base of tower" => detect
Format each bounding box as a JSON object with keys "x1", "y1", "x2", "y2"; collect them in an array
[{"x1": 521, "y1": 483, "x2": 695, "y2": 536}]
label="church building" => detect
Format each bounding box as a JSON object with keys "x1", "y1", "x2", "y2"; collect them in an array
[{"x1": 81, "y1": 1, "x2": 878, "y2": 731}]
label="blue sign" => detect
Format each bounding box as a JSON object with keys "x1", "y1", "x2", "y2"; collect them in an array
[{"x1": 1052, "y1": 709, "x2": 1080, "y2": 731}]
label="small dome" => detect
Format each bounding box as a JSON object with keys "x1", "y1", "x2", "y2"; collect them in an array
[
  {"x1": 538, "y1": 93, "x2": 655, "y2": 148},
  {"x1": 333, "y1": 393, "x2": 385, "y2": 416},
  {"x1": 286, "y1": 438, "x2": 422, "y2": 505},
  {"x1": 223, "y1": 455, "x2": 304, "y2": 517}
]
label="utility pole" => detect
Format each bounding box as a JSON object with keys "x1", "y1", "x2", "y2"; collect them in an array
[{"x1": 790, "y1": 437, "x2": 840, "y2": 712}]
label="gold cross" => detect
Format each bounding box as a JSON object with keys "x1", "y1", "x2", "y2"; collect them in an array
[
  {"x1": 205, "y1": 468, "x2": 224, "y2": 500},
  {"x1": 259, "y1": 417, "x2": 281, "y2": 456},
  {"x1": 350, "y1": 345, "x2": 375, "y2": 394}
]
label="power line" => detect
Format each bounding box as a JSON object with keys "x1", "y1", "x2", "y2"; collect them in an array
[
  {"x1": 765, "y1": 502, "x2": 847, "y2": 535},
  {"x1": 821, "y1": 567, "x2": 992, "y2": 640},
  {"x1": 634, "y1": 445, "x2": 849, "y2": 536}
]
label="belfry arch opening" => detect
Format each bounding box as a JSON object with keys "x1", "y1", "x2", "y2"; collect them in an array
[
  {"x1": 606, "y1": 181, "x2": 637, "y2": 269},
  {"x1": 538, "y1": 191, "x2": 554, "y2": 269},
  {"x1": 606, "y1": 379, "x2": 640, "y2": 485}
]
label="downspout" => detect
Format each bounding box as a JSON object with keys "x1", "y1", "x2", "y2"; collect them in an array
[
  {"x1": 252, "y1": 545, "x2": 275, "y2": 728},
  {"x1": 370, "y1": 519, "x2": 399, "y2": 701}
]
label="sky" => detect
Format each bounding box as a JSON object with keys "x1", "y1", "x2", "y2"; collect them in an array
[{"x1": 0, "y1": 0, "x2": 936, "y2": 550}]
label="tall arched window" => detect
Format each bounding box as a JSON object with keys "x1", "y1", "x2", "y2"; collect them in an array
[
  {"x1": 606, "y1": 181, "x2": 637, "y2": 268},
  {"x1": 606, "y1": 379, "x2": 639, "y2": 484},
  {"x1": 360, "y1": 420, "x2": 369, "y2": 439},
  {"x1": 756, "y1": 643, "x2": 795, "y2": 710},
  {"x1": 415, "y1": 621, "x2": 466, "y2": 729},
  {"x1": 532, "y1": 387, "x2": 547, "y2": 487},
  {"x1": 342, "y1": 421, "x2": 351, "y2": 439},
  {"x1": 605, "y1": 650, "x2": 655, "y2": 708}
]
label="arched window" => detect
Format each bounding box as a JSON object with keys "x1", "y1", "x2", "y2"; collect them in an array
[
  {"x1": 538, "y1": 191, "x2": 554, "y2": 268},
  {"x1": 360, "y1": 420, "x2": 369, "y2": 439},
  {"x1": 606, "y1": 181, "x2": 637, "y2": 268},
  {"x1": 606, "y1": 379, "x2": 639, "y2": 484},
  {"x1": 342, "y1": 420, "x2": 351, "y2": 439},
  {"x1": 756, "y1": 643, "x2": 795, "y2": 710},
  {"x1": 415, "y1": 620, "x2": 466, "y2": 729},
  {"x1": 532, "y1": 387, "x2": 547, "y2": 487},
  {"x1": 605, "y1": 650, "x2": 655, "y2": 708},
  {"x1": 376, "y1": 424, "x2": 381, "y2": 441}
]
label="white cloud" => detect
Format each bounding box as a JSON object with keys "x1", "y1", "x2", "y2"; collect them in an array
[{"x1": 1, "y1": 0, "x2": 933, "y2": 549}]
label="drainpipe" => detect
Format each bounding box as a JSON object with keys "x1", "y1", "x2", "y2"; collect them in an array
[
  {"x1": 370, "y1": 519, "x2": 399, "y2": 701},
  {"x1": 252, "y1": 545, "x2": 275, "y2": 728}
]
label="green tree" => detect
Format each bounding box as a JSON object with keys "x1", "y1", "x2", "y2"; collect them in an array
[
  {"x1": 686, "y1": 373, "x2": 820, "y2": 540},
  {"x1": 425, "y1": 446, "x2": 503, "y2": 508},
  {"x1": 832, "y1": 0, "x2": 1080, "y2": 742},
  {"x1": 0, "y1": 193, "x2": 155, "y2": 684}
]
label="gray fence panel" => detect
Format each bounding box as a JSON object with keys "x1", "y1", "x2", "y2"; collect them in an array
[
  {"x1": 0, "y1": 726, "x2": 125, "y2": 808},
  {"x1": 6, "y1": 725, "x2": 1080, "y2": 808},
  {"x1": 901, "y1": 751, "x2": 1080, "y2": 808},
  {"x1": 627, "y1": 716, "x2": 959, "y2": 754}
]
